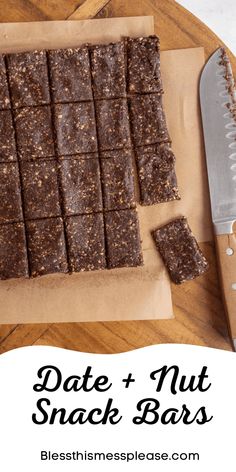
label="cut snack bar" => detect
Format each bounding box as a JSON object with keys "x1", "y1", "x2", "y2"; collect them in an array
[
  {"x1": 65, "y1": 213, "x2": 106, "y2": 272},
  {"x1": 100, "y1": 149, "x2": 136, "y2": 211},
  {"x1": 135, "y1": 144, "x2": 180, "y2": 205},
  {"x1": 129, "y1": 94, "x2": 170, "y2": 147},
  {"x1": 14, "y1": 106, "x2": 55, "y2": 160},
  {"x1": 21, "y1": 160, "x2": 61, "y2": 220},
  {"x1": 0, "y1": 222, "x2": 28, "y2": 280},
  {"x1": 152, "y1": 217, "x2": 209, "y2": 284},
  {"x1": 0, "y1": 110, "x2": 17, "y2": 162},
  {"x1": 7, "y1": 50, "x2": 50, "y2": 107},
  {"x1": 105, "y1": 209, "x2": 143, "y2": 269},
  {"x1": 126, "y1": 36, "x2": 163, "y2": 94},
  {"x1": 95, "y1": 98, "x2": 131, "y2": 150},
  {"x1": 59, "y1": 157, "x2": 103, "y2": 215},
  {"x1": 27, "y1": 217, "x2": 68, "y2": 277},
  {"x1": 48, "y1": 46, "x2": 93, "y2": 103},
  {"x1": 0, "y1": 55, "x2": 10, "y2": 110},
  {"x1": 0, "y1": 162, "x2": 23, "y2": 224},
  {"x1": 54, "y1": 102, "x2": 97, "y2": 156},
  {"x1": 90, "y1": 42, "x2": 126, "y2": 99}
]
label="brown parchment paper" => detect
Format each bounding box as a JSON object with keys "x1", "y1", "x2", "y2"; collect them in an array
[{"x1": 0, "y1": 17, "x2": 211, "y2": 324}]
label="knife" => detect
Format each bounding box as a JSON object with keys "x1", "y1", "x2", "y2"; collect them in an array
[{"x1": 200, "y1": 48, "x2": 236, "y2": 351}]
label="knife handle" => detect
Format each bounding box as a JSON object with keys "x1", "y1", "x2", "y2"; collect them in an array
[{"x1": 215, "y1": 232, "x2": 236, "y2": 348}]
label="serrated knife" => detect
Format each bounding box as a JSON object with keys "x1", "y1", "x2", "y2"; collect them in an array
[{"x1": 200, "y1": 48, "x2": 236, "y2": 351}]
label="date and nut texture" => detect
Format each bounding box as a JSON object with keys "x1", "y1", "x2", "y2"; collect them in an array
[
  {"x1": 126, "y1": 36, "x2": 163, "y2": 94},
  {"x1": 100, "y1": 149, "x2": 136, "y2": 211},
  {"x1": 59, "y1": 157, "x2": 103, "y2": 215},
  {"x1": 95, "y1": 98, "x2": 131, "y2": 151},
  {"x1": 65, "y1": 214, "x2": 106, "y2": 272},
  {"x1": 7, "y1": 50, "x2": 50, "y2": 108},
  {"x1": 0, "y1": 110, "x2": 17, "y2": 162},
  {"x1": 54, "y1": 102, "x2": 97, "y2": 156},
  {"x1": 125, "y1": 36, "x2": 179, "y2": 206},
  {"x1": 0, "y1": 55, "x2": 10, "y2": 110},
  {"x1": 0, "y1": 36, "x2": 182, "y2": 280},
  {"x1": 48, "y1": 46, "x2": 93, "y2": 103},
  {"x1": 90, "y1": 42, "x2": 126, "y2": 99},
  {"x1": 0, "y1": 223, "x2": 28, "y2": 280},
  {"x1": 135, "y1": 144, "x2": 180, "y2": 205},
  {"x1": 0, "y1": 162, "x2": 23, "y2": 224},
  {"x1": 21, "y1": 160, "x2": 61, "y2": 220},
  {"x1": 152, "y1": 218, "x2": 209, "y2": 284},
  {"x1": 14, "y1": 106, "x2": 55, "y2": 160},
  {"x1": 26, "y1": 218, "x2": 68, "y2": 277},
  {"x1": 105, "y1": 209, "x2": 143, "y2": 269}
]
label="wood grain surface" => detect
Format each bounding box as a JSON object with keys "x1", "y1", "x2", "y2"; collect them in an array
[
  {"x1": 0, "y1": 0, "x2": 234, "y2": 354},
  {"x1": 215, "y1": 233, "x2": 236, "y2": 341}
]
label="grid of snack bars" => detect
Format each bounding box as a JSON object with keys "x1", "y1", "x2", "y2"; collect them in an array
[{"x1": 0, "y1": 36, "x2": 179, "y2": 280}]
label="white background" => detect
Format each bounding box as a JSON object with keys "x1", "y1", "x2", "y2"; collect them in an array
[
  {"x1": 177, "y1": 0, "x2": 236, "y2": 54},
  {"x1": 0, "y1": 345, "x2": 235, "y2": 471}
]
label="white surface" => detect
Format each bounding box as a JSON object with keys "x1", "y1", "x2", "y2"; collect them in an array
[{"x1": 177, "y1": 0, "x2": 236, "y2": 54}]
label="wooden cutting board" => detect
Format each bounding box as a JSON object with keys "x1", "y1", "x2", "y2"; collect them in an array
[{"x1": 0, "y1": 0, "x2": 234, "y2": 353}]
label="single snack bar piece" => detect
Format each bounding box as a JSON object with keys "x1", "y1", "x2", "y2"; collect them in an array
[
  {"x1": 90, "y1": 42, "x2": 126, "y2": 99},
  {"x1": 126, "y1": 36, "x2": 163, "y2": 94},
  {"x1": 100, "y1": 149, "x2": 136, "y2": 210},
  {"x1": 152, "y1": 217, "x2": 209, "y2": 284},
  {"x1": 105, "y1": 209, "x2": 143, "y2": 269},
  {"x1": 135, "y1": 144, "x2": 180, "y2": 205},
  {"x1": 59, "y1": 158, "x2": 103, "y2": 215},
  {"x1": 26, "y1": 217, "x2": 68, "y2": 277},
  {"x1": 65, "y1": 213, "x2": 106, "y2": 272},
  {"x1": 0, "y1": 55, "x2": 10, "y2": 110},
  {"x1": 48, "y1": 46, "x2": 93, "y2": 103},
  {"x1": 0, "y1": 110, "x2": 17, "y2": 162},
  {"x1": 54, "y1": 102, "x2": 97, "y2": 156},
  {"x1": 7, "y1": 50, "x2": 50, "y2": 107},
  {"x1": 21, "y1": 160, "x2": 61, "y2": 220},
  {"x1": 0, "y1": 162, "x2": 23, "y2": 224},
  {"x1": 14, "y1": 106, "x2": 55, "y2": 160},
  {"x1": 95, "y1": 98, "x2": 131, "y2": 150},
  {"x1": 129, "y1": 94, "x2": 170, "y2": 146},
  {"x1": 0, "y1": 222, "x2": 28, "y2": 280}
]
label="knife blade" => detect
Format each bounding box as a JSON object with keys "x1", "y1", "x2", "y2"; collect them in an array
[{"x1": 200, "y1": 48, "x2": 236, "y2": 351}]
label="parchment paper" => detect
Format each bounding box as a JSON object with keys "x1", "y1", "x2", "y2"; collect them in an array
[{"x1": 0, "y1": 17, "x2": 211, "y2": 324}]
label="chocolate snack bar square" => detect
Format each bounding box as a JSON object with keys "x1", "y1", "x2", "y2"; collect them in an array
[
  {"x1": 0, "y1": 162, "x2": 23, "y2": 224},
  {"x1": 126, "y1": 36, "x2": 163, "y2": 94},
  {"x1": 152, "y1": 217, "x2": 209, "y2": 284},
  {"x1": 135, "y1": 144, "x2": 180, "y2": 205},
  {"x1": 14, "y1": 106, "x2": 54, "y2": 160},
  {"x1": 129, "y1": 94, "x2": 170, "y2": 146},
  {"x1": 21, "y1": 160, "x2": 61, "y2": 220},
  {"x1": 100, "y1": 149, "x2": 136, "y2": 210},
  {"x1": 7, "y1": 50, "x2": 50, "y2": 107},
  {"x1": 0, "y1": 55, "x2": 10, "y2": 110},
  {"x1": 48, "y1": 46, "x2": 93, "y2": 103},
  {"x1": 59, "y1": 158, "x2": 103, "y2": 215},
  {"x1": 90, "y1": 42, "x2": 126, "y2": 99},
  {"x1": 0, "y1": 222, "x2": 28, "y2": 280},
  {"x1": 0, "y1": 110, "x2": 17, "y2": 162},
  {"x1": 105, "y1": 209, "x2": 143, "y2": 269},
  {"x1": 96, "y1": 98, "x2": 131, "y2": 150},
  {"x1": 54, "y1": 102, "x2": 97, "y2": 156},
  {"x1": 26, "y1": 217, "x2": 68, "y2": 277},
  {"x1": 65, "y1": 213, "x2": 106, "y2": 272}
]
